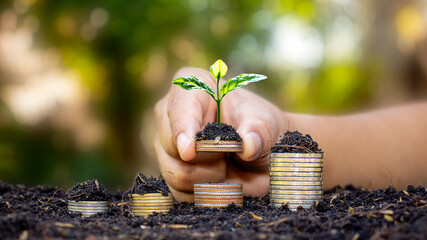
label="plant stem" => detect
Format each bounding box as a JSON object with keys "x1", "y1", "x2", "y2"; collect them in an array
[{"x1": 216, "y1": 76, "x2": 221, "y2": 126}]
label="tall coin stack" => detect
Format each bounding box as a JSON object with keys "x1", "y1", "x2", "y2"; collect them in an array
[
  {"x1": 129, "y1": 193, "x2": 174, "y2": 217},
  {"x1": 194, "y1": 183, "x2": 243, "y2": 208},
  {"x1": 68, "y1": 201, "x2": 109, "y2": 217},
  {"x1": 270, "y1": 153, "x2": 323, "y2": 210}
]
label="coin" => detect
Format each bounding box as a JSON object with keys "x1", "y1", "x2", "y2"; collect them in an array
[
  {"x1": 270, "y1": 180, "x2": 322, "y2": 185},
  {"x1": 269, "y1": 185, "x2": 323, "y2": 190},
  {"x1": 269, "y1": 167, "x2": 323, "y2": 172},
  {"x1": 269, "y1": 171, "x2": 322, "y2": 177},
  {"x1": 270, "y1": 189, "x2": 323, "y2": 195},
  {"x1": 68, "y1": 200, "x2": 109, "y2": 216},
  {"x1": 194, "y1": 183, "x2": 243, "y2": 208},
  {"x1": 270, "y1": 153, "x2": 323, "y2": 159},
  {"x1": 270, "y1": 193, "x2": 322, "y2": 200},
  {"x1": 270, "y1": 162, "x2": 323, "y2": 168},
  {"x1": 196, "y1": 140, "x2": 243, "y2": 152},
  {"x1": 129, "y1": 193, "x2": 174, "y2": 217},
  {"x1": 270, "y1": 198, "x2": 320, "y2": 204},
  {"x1": 270, "y1": 176, "x2": 322, "y2": 181},
  {"x1": 271, "y1": 203, "x2": 314, "y2": 209},
  {"x1": 270, "y1": 158, "x2": 323, "y2": 163}
]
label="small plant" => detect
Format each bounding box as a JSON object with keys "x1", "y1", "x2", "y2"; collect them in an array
[{"x1": 173, "y1": 59, "x2": 267, "y2": 126}]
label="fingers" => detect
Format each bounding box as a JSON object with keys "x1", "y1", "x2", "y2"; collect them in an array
[
  {"x1": 167, "y1": 68, "x2": 218, "y2": 161},
  {"x1": 222, "y1": 89, "x2": 284, "y2": 162},
  {"x1": 155, "y1": 96, "x2": 179, "y2": 158},
  {"x1": 154, "y1": 135, "x2": 226, "y2": 195},
  {"x1": 237, "y1": 119, "x2": 274, "y2": 162}
]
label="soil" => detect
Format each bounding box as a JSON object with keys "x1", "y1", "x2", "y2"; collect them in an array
[
  {"x1": 195, "y1": 122, "x2": 242, "y2": 141},
  {"x1": 66, "y1": 179, "x2": 112, "y2": 201},
  {"x1": 1, "y1": 181, "x2": 426, "y2": 239},
  {"x1": 126, "y1": 174, "x2": 170, "y2": 196},
  {"x1": 271, "y1": 130, "x2": 323, "y2": 153}
]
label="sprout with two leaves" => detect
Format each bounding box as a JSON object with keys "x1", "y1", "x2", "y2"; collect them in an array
[{"x1": 173, "y1": 59, "x2": 267, "y2": 126}]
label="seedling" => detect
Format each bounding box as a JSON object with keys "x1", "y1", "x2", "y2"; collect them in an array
[{"x1": 173, "y1": 59, "x2": 267, "y2": 126}]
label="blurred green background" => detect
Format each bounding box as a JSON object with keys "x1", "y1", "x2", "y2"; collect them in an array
[{"x1": 1, "y1": 0, "x2": 426, "y2": 191}]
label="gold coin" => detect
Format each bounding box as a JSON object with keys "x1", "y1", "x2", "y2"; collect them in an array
[
  {"x1": 131, "y1": 209, "x2": 171, "y2": 214},
  {"x1": 269, "y1": 185, "x2": 323, "y2": 190},
  {"x1": 270, "y1": 162, "x2": 323, "y2": 168},
  {"x1": 130, "y1": 203, "x2": 174, "y2": 207},
  {"x1": 270, "y1": 176, "x2": 322, "y2": 181},
  {"x1": 269, "y1": 171, "x2": 322, "y2": 177},
  {"x1": 269, "y1": 189, "x2": 323, "y2": 195},
  {"x1": 196, "y1": 140, "x2": 243, "y2": 153},
  {"x1": 130, "y1": 207, "x2": 173, "y2": 211},
  {"x1": 131, "y1": 193, "x2": 173, "y2": 200},
  {"x1": 269, "y1": 167, "x2": 322, "y2": 172},
  {"x1": 270, "y1": 153, "x2": 323, "y2": 159}
]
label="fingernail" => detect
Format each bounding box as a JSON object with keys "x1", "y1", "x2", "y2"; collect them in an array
[
  {"x1": 177, "y1": 133, "x2": 190, "y2": 157},
  {"x1": 246, "y1": 132, "x2": 262, "y2": 160}
]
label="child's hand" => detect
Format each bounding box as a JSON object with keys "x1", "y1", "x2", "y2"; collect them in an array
[{"x1": 154, "y1": 67, "x2": 286, "y2": 201}]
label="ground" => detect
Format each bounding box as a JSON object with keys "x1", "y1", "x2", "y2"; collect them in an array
[{"x1": 0, "y1": 182, "x2": 426, "y2": 239}]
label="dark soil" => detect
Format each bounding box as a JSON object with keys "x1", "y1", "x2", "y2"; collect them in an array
[
  {"x1": 66, "y1": 179, "x2": 112, "y2": 201},
  {"x1": 1, "y1": 181, "x2": 426, "y2": 239},
  {"x1": 126, "y1": 174, "x2": 170, "y2": 196},
  {"x1": 271, "y1": 130, "x2": 323, "y2": 153},
  {"x1": 195, "y1": 122, "x2": 242, "y2": 141}
]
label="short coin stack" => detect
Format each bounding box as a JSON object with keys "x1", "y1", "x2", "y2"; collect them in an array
[
  {"x1": 68, "y1": 201, "x2": 109, "y2": 217},
  {"x1": 196, "y1": 140, "x2": 243, "y2": 152},
  {"x1": 194, "y1": 183, "x2": 243, "y2": 208},
  {"x1": 129, "y1": 193, "x2": 174, "y2": 217},
  {"x1": 270, "y1": 153, "x2": 323, "y2": 210}
]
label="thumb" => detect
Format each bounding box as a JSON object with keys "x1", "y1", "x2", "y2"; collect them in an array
[{"x1": 236, "y1": 120, "x2": 273, "y2": 162}]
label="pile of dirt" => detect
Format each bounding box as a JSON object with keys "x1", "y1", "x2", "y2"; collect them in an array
[
  {"x1": 1, "y1": 181, "x2": 426, "y2": 239},
  {"x1": 66, "y1": 179, "x2": 112, "y2": 201},
  {"x1": 271, "y1": 130, "x2": 322, "y2": 153},
  {"x1": 127, "y1": 174, "x2": 170, "y2": 196},
  {"x1": 195, "y1": 122, "x2": 242, "y2": 141}
]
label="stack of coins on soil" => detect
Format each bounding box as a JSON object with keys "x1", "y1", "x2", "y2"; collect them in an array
[
  {"x1": 129, "y1": 193, "x2": 174, "y2": 217},
  {"x1": 269, "y1": 153, "x2": 323, "y2": 210},
  {"x1": 68, "y1": 201, "x2": 109, "y2": 217},
  {"x1": 196, "y1": 140, "x2": 243, "y2": 152},
  {"x1": 194, "y1": 183, "x2": 243, "y2": 208}
]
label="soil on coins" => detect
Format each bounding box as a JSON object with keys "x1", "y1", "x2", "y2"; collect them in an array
[
  {"x1": 195, "y1": 122, "x2": 242, "y2": 141},
  {"x1": 1, "y1": 180, "x2": 426, "y2": 239},
  {"x1": 271, "y1": 130, "x2": 322, "y2": 153},
  {"x1": 126, "y1": 174, "x2": 170, "y2": 196},
  {"x1": 66, "y1": 179, "x2": 112, "y2": 201}
]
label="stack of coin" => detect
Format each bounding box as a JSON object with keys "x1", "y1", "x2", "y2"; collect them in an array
[
  {"x1": 194, "y1": 183, "x2": 243, "y2": 208},
  {"x1": 269, "y1": 153, "x2": 323, "y2": 210},
  {"x1": 68, "y1": 201, "x2": 109, "y2": 217},
  {"x1": 129, "y1": 193, "x2": 174, "y2": 217},
  {"x1": 196, "y1": 140, "x2": 243, "y2": 152}
]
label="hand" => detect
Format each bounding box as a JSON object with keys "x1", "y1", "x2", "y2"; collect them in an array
[{"x1": 154, "y1": 67, "x2": 286, "y2": 201}]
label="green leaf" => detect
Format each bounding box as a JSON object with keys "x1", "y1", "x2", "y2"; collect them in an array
[
  {"x1": 210, "y1": 59, "x2": 228, "y2": 79},
  {"x1": 173, "y1": 76, "x2": 215, "y2": 99},
  {"x1": 220, "y1": 74, "x2": 267, "y2": 97}
]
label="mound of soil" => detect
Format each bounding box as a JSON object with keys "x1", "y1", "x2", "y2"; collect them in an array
[
  {"x1": 271, "y1": 130, "x2": 322, "y2": 153},
  {"x1": 126, "y1": 174, "x2": 170, "y2": 196},
  {"x1": 195, "y1": 122, "x2": 242, "y2": 141},
  {"x1": 66, "y1": 179, "x2": 112, "y2": 201},
  {"x1": 1, "y1": 181, "x2": 426, "y2": 239}
]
